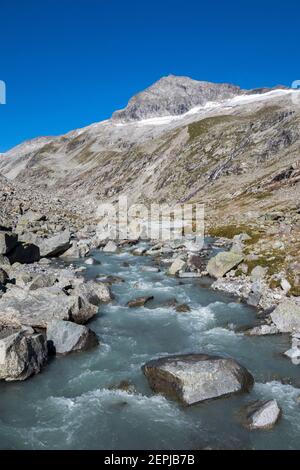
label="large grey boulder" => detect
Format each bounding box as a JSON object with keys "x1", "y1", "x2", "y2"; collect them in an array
[
  {"x1": 271, "y1": 300, "x2": 300, "y2": 333},
  {"x1": 35, "y1": 230, "x2": 71, "y2": 257},
  {"x1": 244, "y1": 400, "x2": 281, "y2": 429},
  {"x1": 0, "y1": 231, "x2": 18, "y2": 255},
  {"x1": 0, "y1": 286, "x2": 78, "y2": 328},
  {"x1": 47, "y1": 320, "x2": 98, "y2": 355},
  {"x1": 0, "y1": 329, "x2": 47, "y2": 381},
  {"x1": 142, "y1": 353, "x2": 254, "y2": 405},
  {"x1": 75, "y1": 280, "x2": 112, "y2": 305},
  {"x1": 207, "y1": 251, "x2": 244, "y2": 278}
]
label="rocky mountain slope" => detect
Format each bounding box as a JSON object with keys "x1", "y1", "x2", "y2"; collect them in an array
[{"x1": 1, "y1": 75, "x2": 300, "y2": 232}]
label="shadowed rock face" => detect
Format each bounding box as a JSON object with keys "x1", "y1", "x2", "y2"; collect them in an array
[
  {"x1": 142, "y1": 353, "x2": 254, "y2": 405},
  {"x1": 112, "y1": 75, "x2": 242, "y2": 121}
]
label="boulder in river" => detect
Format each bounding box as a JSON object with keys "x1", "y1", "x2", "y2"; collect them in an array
[
  {"x1": 243, "y1": 400, "x2": 281, "y2": 429},
  {"x1": 244, "y1": 324, "x2": 279, "y2": 336},
  {"x1": 142, "y1": 353, "x2": 254, "y2": 405},
  {"x1": 271, "y1": 300, "x2": 300, "y2": 333},
  {"x1": 0, "y1": 329, "x2": 47, "y2": 381},
  {"x1": 127, "y1": 296, "x2": 154, "y2": 308},
  {"x1": 207, "y1": 251, "x2": 244, "y2": 279},
  {"x1": 103, "y1": 241, "x2": 118, "y2": 253},
  {"x1": 168, "y1": 258, "x2": 186, "y2": 276},
  {"x1": 47, "y1": 320, "x2": 98, "y2": 355},
  {"x1": 75, "y1": 280, "x2": 112, "y2": 305}
]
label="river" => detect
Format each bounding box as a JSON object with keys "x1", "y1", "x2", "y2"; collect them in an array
[{"x1": 0, "y1": 245, "x2": 299, "y2": 450}]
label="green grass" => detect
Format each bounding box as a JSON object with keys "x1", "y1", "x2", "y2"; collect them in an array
[
  {"x1": 208, "y1": 224, "x2": 261, "y2": 244},
  {"x1": 187, "y1": 115, "x2": 235, "y2": 141}
]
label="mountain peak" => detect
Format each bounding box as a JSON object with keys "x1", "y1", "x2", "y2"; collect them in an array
[{"x1": 112, "y1": 75, "x2": 243, "y2": 122}]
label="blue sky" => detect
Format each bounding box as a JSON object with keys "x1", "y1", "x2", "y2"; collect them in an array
[{"x1": 0, "y1": 0, "x2": 299, "y2": 152}]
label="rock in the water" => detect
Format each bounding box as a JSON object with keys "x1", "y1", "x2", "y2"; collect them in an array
[
  {"x1": 168, "y1": 258, "x2": 186, "y2": 276},
  {"x1": 175, "y1": 304, "x2": 191, "y2": 313},
  {"x1": 127, "y1": 296, "x2": 154, "y2": 308},
  {"x1": 110, "y1": 380, "x2": 137, "y2": 394},
  {"x1": 75, "y1": 280, "x2": 112, "y2": 305},
  {"x1": 284, "y1": 346, "x2": 300, "y2": 359},
  {"x1": 47, "y1": 320, "x2": 98, "y2": 355},
  {"x1": 0, "y1": 329, "x2": 47, "y2": 381},
  {"x1": 0, "y1": 231, "x2": 18, "y2": 255},
  {"x1": 244, "y1": 400, "x2": 281, "y2": 429},
  {"x1": 271, "y1": 300, "x2": 300, "y2": 333},
  {"x1": 103, "y1": 241, "x2": 118, "y2": 253},
  {"x1": 142, "y1": 353, "x2": 254, "y2": 405},
  {"x1": 244, "y1": 324, "x2": 279, "y2": 336},
  {"x1": 207, "y1": 251, "x2": 244, "y2": 278},
  {"x1": 141, "y1": 266, "x2": 160, "y2": 273}
]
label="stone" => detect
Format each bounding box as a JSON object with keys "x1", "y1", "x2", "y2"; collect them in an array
[
  {"x1": 284, "y1": 346, "x2": 300, "y2": 359},
  {"x1": 244, "y1": 400, "x2": 281, "y2": 429},
  {"x1": 207, "y1": 252, "x2": 244, "y2": 279},
  {"x1": 84, "y1": 257, "x2": 96, "y2": 265},
  {"x1": 0, "y1": 231, "x2": 18, "y2": 255},
  {"x1": 250, "y1": 266, "x2": 268, "y2": 282},
  {"x1": 233, "y1": 233, "x2": 251, "y2": 242},
  {"x1": 103, "y1": 240, "x2": 118, "y2": 253},
  {"x1": 47, "y1": 320, "x2": 98, "y2": 355},
  {"x1": 271, "y1": 300, "x2": 300, "y2": 333},
  {"x1": 36, "y1": 230, "x2": 71, "y2": 257},
  {"x1": 109, "y1": 380, "x2": 137, "y2": 394},
  {"x1": 247, "y1": 281, "x2": 263, "y2": 307},
  {"x1": 189, "y1": 255, "x2": 206, "y2": 270},
  {"x1": 132, "y1": 247, "x2": 147, "y2": 256},
  {"x1": 7, "y1": 242, "x2": 40, "y2": 264},
  {"x1": 142, "y1": 353, "x2": 254, "y2": 405},
  {"x1": 0, "y1": 286, "x2": 79, "y2": 328},
  {"x1": 96, "y1": 275, "x2": 124, "y2": 284},
  {"x1": 175, "y1": 304, "x2": 191, "y2": 313},
  {"x1": 75, "y1": 280, "x2": 112, "y2": 305},
  {"x1": 28, "y1": 273, "x2": 58, "y2": 290},
  {"x1": 141, "y1": 266, "x2": 160, "y2": 273},
  {"x1": 0, "y1": 268, "x2": 8, "y2": 285},
  {"x1": 280, "y1": 278, "x2": 291, "y2": 293},
  {"x1": 178, "y1": 272, "x2": 203, "y2": 278},
  {"x1": 244, "y1": 324, "x2": 279, "y2": 336},
  {"x1": 127, "y1": 296, "x2": 154, "y2": 308},
  {"x1": 0, "y1": 330, "x2": 47, "y2": 381},
  {"x1": 168, "y1": 258, "x2": 186, "y2": 276}
]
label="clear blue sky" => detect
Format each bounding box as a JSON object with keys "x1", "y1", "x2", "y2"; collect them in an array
[{"x1": 0, "y1": 0, "x2": 299, "y2": 152}]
